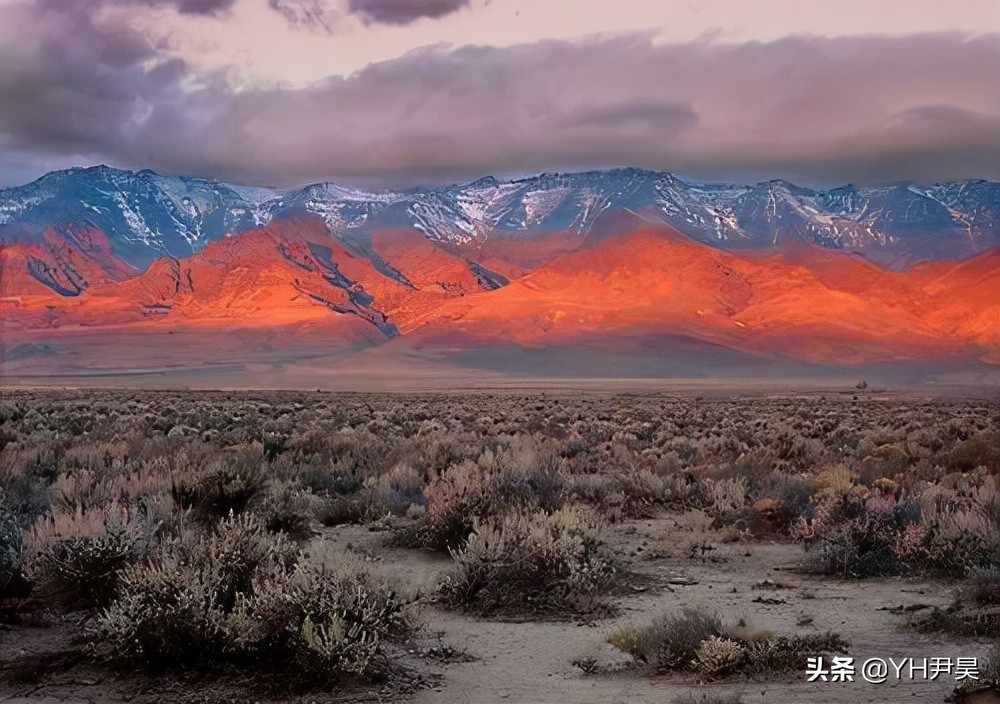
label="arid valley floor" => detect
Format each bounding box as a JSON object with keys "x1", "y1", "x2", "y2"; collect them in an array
[{"x1": 1, "y1": 388, "x2": 999, "y2": 704}]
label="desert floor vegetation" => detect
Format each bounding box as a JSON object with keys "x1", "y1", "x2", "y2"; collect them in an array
[{"x1": 1, "y1": 388, "x2": 998, "y2": 702}]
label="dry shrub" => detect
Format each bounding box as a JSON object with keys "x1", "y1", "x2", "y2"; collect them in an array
[
  {"x1": 3, "y1": 388, "x2": 999, "y2": 686},
  {"x1": 25, "y1": 503, "x2": 149, "y2": 611},
  {"x1": 254, "y1": 480, "x2": 319, "y2": 540},
  {"x1": 709, "y1": 477, "x2": 750, "y2": 519},
  {"x1": 694, "y1": 636, "x2": 745, "y2": 678},
  {"x1": 323, "y1": 428, "x2": 398, "y2": 479},
  {"x1": 315, "y1": 489, "x2": 381, "y2": 527},
  {"x1": 171, "y1": 452, "x2": 266, "y2": 522},
  {"x1": 89, "y1": 513, "x2": 416, "y2": 678},
  {"x1": 739, "y1": 633, "x2": 849, "y2": 675},
  {"x1": 437, "y1": 504, "x2": 616, "y2": 617},
  {"x1": 413, "y1": 431, "x2": 465, "y2": 478},
  {"x1": 50, "y1": 469, "x2": 127, "y2": 515},
  {"x1": 610, "y1": 466, "x2": 668, "y2": 518},
  {"x1": 966, "y1": 566, "x2": 1000, "y2": 607},
  {"x1": 767, "y1": 423, "x2": 823, "y2": 469},
  {"x1": 607, "y1": 608, "x2": 847, "y2": 679},
  {"x1": 297, "y1": 461, "x2": 364, "y2": 496},
  {"x1": 796, "y1": 466, "x2": 1000, "y2": 577},
  {"x1": 0, "y1": 472, "x2": 50, "y2": 526},
  {"x1": 609, "y1": 608, "x2": 723, "y2": 671},
  {"x1": 262, "y1": 433, "x2": 289, "y2": 461},
  {"x1": 416, "y1": 449, "x2": 565, "y2": 552},
  {"x1": 286, "y1": 567, "x2": 416, "y2": 676},
  {"x1": 0, "y1": 507, "x2": 25, "y2": 595},
  {"x1": 366, "y1": 463, "x2": 425, "y2": 517},
  {"x1": 946, "y1": 431, "x2": 1000, "y2": 473},
  {"x1": 976, "y1": 645, "x2": 1000, "y2": 686},
  {"x1": 802, "y1": 518, "x2": 901, "y2": 577},
  {"x1": 916, "y1": 567, "x2": 1000, "y2": 637},
  {"x1": 916, "y1": 478, "x2": 1000, "y2": 574}
]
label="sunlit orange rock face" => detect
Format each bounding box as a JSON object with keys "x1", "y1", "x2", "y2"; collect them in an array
[
  {"x1": 412, "y1": 225, "x2": 999, "y2": 363},
  {"x1": 3, "y1": 213, "x2": 998, "y2": 365},
  {"x1": 1, "y1": 227, "x2": 133, "y2": 299}
]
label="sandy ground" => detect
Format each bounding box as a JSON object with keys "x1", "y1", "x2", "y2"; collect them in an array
[
  {"x1": 6, "y1": 509, "x2": 984, "y2": 704},
  {"x1": 4, "y1": 328, "x2": 1000, "y2": 397},
  {"x1": 388, "y1": 512, "x2": 994, "y2": 704}
]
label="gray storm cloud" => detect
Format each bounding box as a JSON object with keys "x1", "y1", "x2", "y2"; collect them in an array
[
  {"x1": 0, "y1": 0, "x2": 998, "y2": 188},
  {"x1": 348, "y1": 0, "x2": 471, "y2": 25},
  {"x1": 98, "y1": 0, "x2": 239, "y2": 14}
]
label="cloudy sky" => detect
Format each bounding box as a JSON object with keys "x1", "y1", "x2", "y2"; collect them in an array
[{"x1": 0, "y1": 0, "x2": 998, "y2": 188}]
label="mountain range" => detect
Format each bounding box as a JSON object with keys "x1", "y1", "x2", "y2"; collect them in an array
[{"x1": 2, "y1": 166, "x2": 999, "y2": 381}]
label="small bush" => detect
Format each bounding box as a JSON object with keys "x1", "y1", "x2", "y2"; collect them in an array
[
  {"x1": 977, "y1": 645, "x2": 1000, "y2": 686},
  {"x1": 262, "y1": 433, "x2": 289, "y2": 461},
  {"x1": 802, "y1": 496, "x2": 924, "y2": 577},
  {"x1": 30, "y1": 529, "x2": 137, "y2": 611},
  {"x1": 437, "y1": 504, "x2": 616, "y2": 617},
  {"x1": 89, "y1": 515, "x2": 415, "y2": 679},
  {"x1": 946, "y1": 432, "x2": 1000, "y2": 473},
  {"x1": 694, "y1": 636, "x2": 744, "y2": 678},
  {"x1": 417, "y1": 456, "x2": 565, "y2": 552},
  {"x1": 255, "y1": 482, "x2": 317, "y2": 540},
  {"x1": 283, "y1": 567, "x2": 416, "y2": 675},
  {"x1": 607, "y1": 608, "x2": 848, "y2": 679},
  {"x1": 316, "y1": 490, "x2": 378, "y2": 527},
  {"x1": 26, "y1": 505, "x2": 146, "y2": 611},
  {"x1": 740, "y1": 633, "x2": 849, "y2": 675},
  {"x1": 0, "y1": 474, "x2": 50, "y2": 525},
  {"x1": 608, "y1": 608, "x2": 722, "y2": 671},
  {"x1": 0, "y1": 508, "x2": 25, "y2": 594},
  {"x1": 171, "y1": 455, "x2": 266, "y2": 522},
  {"x1": 957, "y1": 567, "x2": 1000, "y2": 611},
  {"x1": 916, "y1": 567, "x2": 1000, "y2": 637},
  {"x1": 93, "y1": 515, "x2": 286, "y2": 661}
]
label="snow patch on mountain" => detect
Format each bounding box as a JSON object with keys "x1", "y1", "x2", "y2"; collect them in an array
[{"x1": 2, "y1": 166, "x2": 997, "y2": 266}]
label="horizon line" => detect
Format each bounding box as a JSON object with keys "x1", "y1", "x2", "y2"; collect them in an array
[{"x1": 4, "y1": 163, "x2": 998, "y2": 195}]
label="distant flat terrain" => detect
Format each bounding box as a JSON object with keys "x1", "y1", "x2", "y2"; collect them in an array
[{"x1": 3, "y1": 326, "x2": 999, "y2": 397}]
